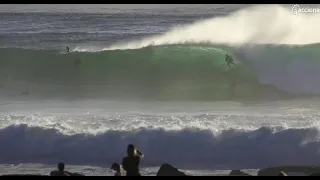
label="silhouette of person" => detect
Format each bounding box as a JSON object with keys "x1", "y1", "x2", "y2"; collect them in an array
[
  {"x1": 110, "y1": 163, "x2": 121, "y2": 176},
  {"x1": 122, "y1": 144, "x2": 144, "y2": 176},
  {"x1": 50, "y1": 162, "x2": 71, "y2": 176}
]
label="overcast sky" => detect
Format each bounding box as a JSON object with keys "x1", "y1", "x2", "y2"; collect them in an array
[{"x1": 0, "y1": 4, "x2": 247, "y2": 13}]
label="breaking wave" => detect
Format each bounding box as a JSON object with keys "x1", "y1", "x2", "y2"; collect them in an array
[
  {"x1": 1, "y1": 124, "x2": 320, "y2": 169},
  {"x1": 1, "y1": 43, "x2": 320, "y2": 100}
]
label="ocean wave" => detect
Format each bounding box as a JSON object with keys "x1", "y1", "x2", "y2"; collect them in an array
[
  {"x1": 104, "y1": 4, "x2": 320, "y2": 50},
  {"x1": 0, "y1": 124, "x2": 320, "y2": 169},
  {"x1": 0, "y1": 43, "x2": 320, "y2": 100},
  {"x1": 1, "y1": 5, "x2": 320, "y2": 100}
]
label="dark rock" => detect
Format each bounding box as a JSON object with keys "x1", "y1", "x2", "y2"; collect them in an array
[
  {"x1": 229, "y1": 170, "x2": 252, "y2": 176},
  {"x1": 156, "y1": 163, "x2": 188, "y2": 176}
]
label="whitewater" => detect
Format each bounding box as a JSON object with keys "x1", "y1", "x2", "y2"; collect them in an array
[{"x1": 1, "y1": 4, "x2": 320, "y2": 176}]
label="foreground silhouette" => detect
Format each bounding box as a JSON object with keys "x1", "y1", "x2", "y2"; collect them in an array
[
  {"x1": 50, "y1": 162, "x2": 71, "y2": 176},
  {"x1": 110, "y1": 163, "x2": 121, "y2": 176},
  {"x1": 3, "y1": 164, "x2": 320, "y2": 176},
  {"x1": 122, "y1": 144, "x2": 144, "y2": 176},
  {"x1": 156, "y1": 163, "x2": 188, "y2": 176},
  {"x1": 50, "y1": 162, "x2": 84, "y2": 176}
]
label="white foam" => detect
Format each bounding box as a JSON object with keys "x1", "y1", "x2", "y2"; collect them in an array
[
  {"x1": 103, "y1": 5, "x2": 320, "y2": 50},
  {"x1": 0, "y1": 124, "x2": 319, "y2": 169}
]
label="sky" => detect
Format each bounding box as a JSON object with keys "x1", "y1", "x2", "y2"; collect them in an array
[{"x1": 0, "y1": 4, "x2": 247, "y2": 13}]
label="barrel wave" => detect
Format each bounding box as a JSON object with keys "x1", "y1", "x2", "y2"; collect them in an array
[{"x1": 1, "y1": 43, "x2": 320, "y2": 100}]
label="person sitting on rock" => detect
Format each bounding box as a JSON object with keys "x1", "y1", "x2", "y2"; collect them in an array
[
  {"x1": 50, "y1": 162, "x2": 71, "y2": 176},
  {"x1": 122, "y1": 144, "x2": 144, "y2": 176}
]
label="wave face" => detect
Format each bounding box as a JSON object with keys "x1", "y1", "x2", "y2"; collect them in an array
[
  {"x1": 1, "y1": 43, "x2": 320, "y2": 100},
  {"x1": 1, "y1": 5, "x2": 320, "y2": 100},
  {"x1": 1, "y1": 124, "x2": 320, "y2": 169}
]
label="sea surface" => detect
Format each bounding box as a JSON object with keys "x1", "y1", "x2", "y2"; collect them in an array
[{"x1": 0, "y1": 4, "x2": 320, "y2": 176}]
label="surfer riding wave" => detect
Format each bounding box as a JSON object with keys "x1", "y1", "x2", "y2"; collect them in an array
[{"x1": 225, "y1": 54, "x2": 235, "y2": 68}]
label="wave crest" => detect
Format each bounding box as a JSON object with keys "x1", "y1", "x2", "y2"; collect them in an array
[{"x1": 1, "y1": 124, "x2": 320, "y2": 169}]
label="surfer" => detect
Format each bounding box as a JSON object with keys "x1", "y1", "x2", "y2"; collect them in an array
[
  {"x1": 66, "y1": 46, "x2": 71, "y2": 53},
  {"x1": 225, "y1": 54, "x2": 235, "y2": 68}
]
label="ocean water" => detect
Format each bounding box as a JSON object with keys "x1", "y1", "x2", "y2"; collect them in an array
[{"x1": 1, "y1": 4, "x2": 320, "y2": 176}]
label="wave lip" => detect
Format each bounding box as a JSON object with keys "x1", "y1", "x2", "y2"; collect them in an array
[
  {"x1": 0, "y1": 124, "x2": 320, "y2": 169},
  {"x1": 103, "y1": 4, "x2": 320, "y2": 51}
]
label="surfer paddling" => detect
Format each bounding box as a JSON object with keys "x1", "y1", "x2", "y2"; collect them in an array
[{"x1": 225, "y1": 54, "x2": 235, "y2": 68}]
